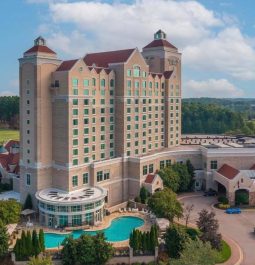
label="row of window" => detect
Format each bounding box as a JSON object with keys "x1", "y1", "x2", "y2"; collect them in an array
[
  {"x1": 97, "y1": 170, "x2": 110, "y2": 182},
  {"x1": 39, "y1": 199, "x2": 103, "y2": 212},
  {"x1": 72, "y1": 78, "x2": 114, "y2": 88},
  {"x1": 73, "y1": 88, "x2": 114, "y2": 96},
  {"x1": 72, "y1": 150, "x2": 115, "y2": 165}
]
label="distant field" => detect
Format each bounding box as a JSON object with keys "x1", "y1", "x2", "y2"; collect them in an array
[{"x1": 0, "y1": 129, "x2": 19, "y2": 143}]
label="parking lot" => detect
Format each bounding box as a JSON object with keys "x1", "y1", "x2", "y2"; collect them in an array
[{"x1": 180, "y1": 194, "x2": 255, "y2": 265}]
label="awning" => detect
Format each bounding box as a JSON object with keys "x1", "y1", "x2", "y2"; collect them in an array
[{"x1": 21, "y1": 209, "x2": 35, "y2": 216}]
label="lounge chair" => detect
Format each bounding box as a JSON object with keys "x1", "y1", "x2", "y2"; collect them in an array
[{"x1": 119, "y1": 208, "x2": 123, "y2": 213}]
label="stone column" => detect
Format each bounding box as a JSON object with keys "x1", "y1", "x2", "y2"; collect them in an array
[
  {"x1": 227, "y1": 191, "x2": 235, "y2": 206},
  {"x1": 249, "y1": 191, "x2": 255, "y2": 206}
]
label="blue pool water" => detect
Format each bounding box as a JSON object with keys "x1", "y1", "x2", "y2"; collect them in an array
[{"x1": 44, "y1": 216, "x2": 144, "y2": 248}]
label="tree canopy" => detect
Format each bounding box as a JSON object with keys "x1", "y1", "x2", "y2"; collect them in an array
[
  {"x1": 61, "y1": 232, "x2": 114, "y2": 265},
  {"x1": 171, "y1": 238, "x2": 218, "y2": 265},
  {"x1": 0, "y1": 220, "x2": 8, "y2": 259},
  {"x1": 0, "y1": 200, "x2": 21, "y2": 224},
  {"x1": 148, "y1": 188, "x2": 183, "y2": 222}
]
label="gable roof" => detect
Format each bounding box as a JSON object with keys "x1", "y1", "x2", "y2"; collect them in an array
[
  {"x1": 217, "y1": 164, "x2": 240, "y2": 180},
  {"x1": 24, "y1": 45, "x2": 56, "y2": 55},
  {"x1": 83, "y1": 48, "x2": 135, "y2": 67},
  {"x1": 164, "y1": 70, "x2": 174, "y2": 79},
  {"x1": 251, "y1": 164, "x2": 255, "y2": 170},
  {"x1": 0, "y1": 153, "x2": 19, "y2": 174},
  {"x1": 143, "y1": 39, "x2": 177, "y2": 50},
  {"x1": 56, "y1": 59, "x2": 78, "y2": 71},
  {"x1": 4, "y1": 140, "x2": 19, "y2": 153},
  {"x1": 144, "y1": 174, "x2": 156, "y2": 184}
]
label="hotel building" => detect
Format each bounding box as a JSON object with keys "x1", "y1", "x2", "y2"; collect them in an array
[{"x1": 19, "y1": 30, "x2": 255, "y2": 227}]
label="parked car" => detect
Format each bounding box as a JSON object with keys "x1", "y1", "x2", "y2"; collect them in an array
[
  {"x1": 225, "y1": 208, "x2": 241, "y2": 214},
  {"x1": 203, "y1": 189, "x2": 218, "y2": 197}
]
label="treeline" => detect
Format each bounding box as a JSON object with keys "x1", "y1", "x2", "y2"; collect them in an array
[
  {"x1": 183, "y1": 98, "x2": 255, "y2": 120},
  {"x1": 13, "y1": 229, "x2": 45, "y2": 261},
  {"x1": 182, "y1": 102, "x2": 255, "y2": 135},
  {"x1": 0, "y1": 96, "x2": 19, "y2": 129}
]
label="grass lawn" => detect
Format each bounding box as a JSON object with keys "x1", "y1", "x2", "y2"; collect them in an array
[
  {"x1": 0, "y1": 129, "x2": 19, "y2": 143},
  {"x1": 215, "y1": 240, "x2": 231, "y2": 263}
]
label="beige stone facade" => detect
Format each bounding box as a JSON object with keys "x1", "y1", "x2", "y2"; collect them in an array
[{"x1": 19, "y1": 33, "x2": 255, "y2": 227}]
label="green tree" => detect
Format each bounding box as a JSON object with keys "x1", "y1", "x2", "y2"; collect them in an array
[
  {"x1": 171, "y1": 238, "x2": 218, "y2": 265},
  {"x1": 197, "y1": 209, "x2": 222, "y2": 250},
  {"x1": 148, "y1": 188, "x2": 183, "y2": 222},
  {"x1": 186, "y1": 160, "x2": 195, "y2": 190},
  {"x1": 0, "y1": 220, "x2": 8, "y2": 259},
  {"x1": 0, "y1": 200, "x2": 22, "y2": 224},
  {"x1": 24, "y1": 194, "x2": 33, "y2": 210},
  {"x1": 140, "y1": 186, "x2": 148, "y2": 204},
  {"x1": 38, "y1": 229, "x2": 45, "y2": 252},
  {"x1": 94, "y1": 232, "x2": 114, "y2": 265},
  {"x1": 32, "y1": 230, "x2": 40, "y2": 257},
  {"x1": 165, "y1": 224, "x2": 188, "y2": 258},
  {"x1": 61, "y1": 236, "x2": 78, "y2": 265},
  {"x1": 27, "y1": 256, "x2": 53, "y2": 265},
  {"x1": 25, "y1": 230, "x2": 33, "y2": 257},
  {"x1": 77, "y1": 234, "x2": 96, "y2": 265},
  {"x1": 158, "y1": 167, "x2": 180, "y2": 192},
  {"x1": 172, "y1": 163, "x2": 192, "y2": 192}
]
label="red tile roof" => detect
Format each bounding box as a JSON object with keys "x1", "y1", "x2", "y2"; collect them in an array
[
  {"x1": 144, "y1": 174, "x2": 156, "y2": 184},
  {"x1": 24, "y1": 45, "x2": 56, "y2": 55},
  {"x1": 217, "y1": 164, "x2": 239, "y2": 180},
  {"x1": 251, "y1": 164, "x2": 255, "y2": 170},
  {"x1": 4, "y1": 140, "x2": 19, "y2": 153},
  {"x1": 143, "y1": 39, "x2": 177, "y2": 50},
  {"x1": 83, "y1": 48, "x2": 135, "y2": 67},
  {"x1": 0, "y1": 153, "x2": 19, "y2": 173},
  {"x1": 164, "y1": 71, "x2": 174, "y2": 79},
  {"x1": 56, "y1": 59, "x2": 78, "y2": 71}
]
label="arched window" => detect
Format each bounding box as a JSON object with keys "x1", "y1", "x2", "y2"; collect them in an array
[
  {"x1": 133, "y1": 66, "x2": 140, "y2": 77},
  {"x1": 110, "y1": 79, "x2": 114, "y2": 88},
  {"x1": 100, "y1": 79, "x2": 105, "y2": 87}
]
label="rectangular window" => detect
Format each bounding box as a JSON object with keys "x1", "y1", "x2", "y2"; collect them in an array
[
  {"x1": 97, "y1": 171, "x2": 103, "y2": 182},
  {"x1": 166, "y1": 160, "x2": 171, "y2": 167},
  {"x1": 160, "y1": 160, "x2": 165, "y2": 169},
  {"x1": 149, "y1": 164, "x2": 154, "y2": 173},
  {"x1": 127, "y1": 80, "x2": 132, "y2": 88},
  {"x1": 72, "y1": 78, "x2": 78, "y2": 86},
  {"x1": 84, "y1": 89, "x2": 89, "y2": 96},
  {"x1": 143, "y1": 165, "x2": 148, "y2": 175},
  {"x1": 83, "y1": 173, "x2": 89, "y2": 185},
  {"x1": 83, "y1": 79, "x2": 89, "y2": 87},
  {"x1": 72, "y1": 175, "x2": 78, "y2": 187},
  {"x1": 26, "y1": 174, "x2": 31, "y2": 186},
  {"x1": 127, "y1": 69, "x2": 132, "y2": 77},
  {"x1": 210, "y1": 160, "x2": 218, "y2": 170},
  {"x1": 72, "y1": 159, "x2": 78, "y2": 166},
  {"x1": 104, "y1": 170, "x2": 110, "y2": 180}
]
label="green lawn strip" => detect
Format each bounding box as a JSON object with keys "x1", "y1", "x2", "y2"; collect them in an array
[
  {"x1": 215, "y1": 240, "x2": 231, "y2": 263},
  {"x1": 0, "y1": 129, "x2": 19, "y2": 142}
]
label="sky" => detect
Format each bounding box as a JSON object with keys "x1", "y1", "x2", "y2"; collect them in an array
[{"x1": 0, "y1": 0, "x2": 254, "y2": 98}]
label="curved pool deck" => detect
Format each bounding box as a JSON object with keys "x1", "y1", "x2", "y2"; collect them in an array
[{"x1": 45, "y1": 214, "x2": 148, "y2": 249}]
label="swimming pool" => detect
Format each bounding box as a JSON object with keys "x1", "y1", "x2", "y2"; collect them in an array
[{"x1": 44, "y1": 216, "x2": 144, "y2": 248}]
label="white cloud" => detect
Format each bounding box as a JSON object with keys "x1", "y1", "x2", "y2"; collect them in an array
[
  {"x1": 47, "y1": 0, "x2": 222, "y2": 54},
  {"x1": 183, "y1": 27, "x2": 255, "y2": 80},
  {"x1": 184, "y1": 78, "x2": 244, "y2": 98}
]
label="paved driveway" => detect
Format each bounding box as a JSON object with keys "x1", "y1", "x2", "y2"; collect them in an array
[{"x1": 180, "y1": 194, "x2": 255, "y2": 265}]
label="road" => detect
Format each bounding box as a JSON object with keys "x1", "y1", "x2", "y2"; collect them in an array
[{"x1": 180, "y1": 195, "x2": 255, "y2": 265}]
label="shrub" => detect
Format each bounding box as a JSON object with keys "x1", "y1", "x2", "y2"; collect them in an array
[
  {"x1": 218, "y1": 196, "x2": 229, "y2": 204},
  {"x1": 218, "y1": 204, "x2": 230, "y2": 209},
  {"x1": 235, "y1": 192, "x2": 249, "y2": 205},
  {"x1": 134, "y1": 196, "x2": 141, "y2": 203}
]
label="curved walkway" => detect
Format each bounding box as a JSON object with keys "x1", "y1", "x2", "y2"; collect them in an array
[{"x1": 178, "y1": 193, "x2": 243, "y2": 265}]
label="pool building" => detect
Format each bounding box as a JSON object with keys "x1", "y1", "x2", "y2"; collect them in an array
[{"x1": 18, "y1": 30, "x2": 255, "y2": 227}]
